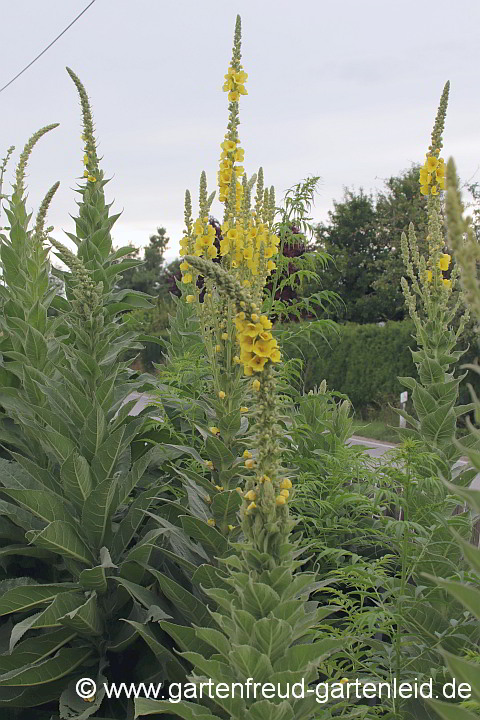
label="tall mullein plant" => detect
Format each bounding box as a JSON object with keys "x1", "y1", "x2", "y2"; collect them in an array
[
  {"x1": 176, "y1": 16, "x2": 281, "y2": 445},
  {"x1": 426, "y1": 160, "x2": 480, "y2": 720},
  {"x1": 0, "y1": 125, "x2": 62, "y2": 458},
  {"x1": 135, "y1": 259, "x2": 343, "y2": 720},
  {"x1": 399, "y1": 82, "x2": 472, "y2": 482}
]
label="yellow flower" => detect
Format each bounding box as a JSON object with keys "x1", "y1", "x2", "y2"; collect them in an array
[
  {"x1": 233, "y1": 355, "x2": 241, "y2": 364},
  {"x1": 244, "y1": 489, "x2": 256, "y2": 501},
  {"x1": 249, "y1": 355, "x2": 268, "y2": 372},
  {"x1": 221, "y1": 332, "x2": 228, "y2": 340},
  {"x1": 186, "y1": 294, "x2": 194, "y2": 303},
  {"x1": 425, "y1": 156, "x2": 438, "y2": 172},
  {"x1": 280, "y1": 478, "x2": 292, "y2": 489},
  {"x1": 252, "y1": 379, "x2": 261, "y2": 391},
  {"x1": 240, "y1": 406, "x2": 248, "y2": 413},
  {"x1": 426, "y1": 270, "x2": 433, "y2": 282},
  {"x1": 420, "y1": 185, "x2": 429, "y2": 196},
  {"x1": 245, "y1": 459, "x2": 255, "y2": 469},
  {"x1": 205, "y1": 460, "x2": 214, "y2": 469},
  {"x1": 435, "y1": 163, "x2": 445, "y2": 178},
  {"x1": 437, "y1": 177, "x2": 445, "y2": 190},
  {"x1": 280, "y1": 489, "x2": 290, "y2": 498},
  {"x1": 228, "y1": 524, "x2": 235, "y2": 531},
  {"x1": 207, "y1": 518, "x2": 216, "y2": 526},
  {"x1": 209, "y1": 426, "x2": 220, "y2": 435},
  {"x1": 419, "y1": 169, "x2": 432, "y2": 185},
  {"x1": 267, "y1": 260, "x2": 276, "y2": 271},
  {"x1": 83, "y1": 170, "x2": 88, "y2": 177},
  {"x1": 215, "y1": 485, "x2": 224, "y2": 491},
  {"x1": 83, "y1": 154, "x2": 89, "y2": 165},
  {"x1": 431, "y1": 185, "x2": 439, "y2": 196},
  {"x1": 246, "y1": 501, "x2": 257, "y2": 512},
  {"x1": 275, "y1": 495, "x2": 286, "y2": 505},
  {"x1": 443, "y1": 278, "x2": 452, "y2": 288},
  {"x1": 243, "y1": 449, "x2": 252, "y2": 459},
  {"x1": 218, "y1": 391, "x2": 226, "y2": 399},
  {"x1": 215, "y1": 344, "x2": 222, "y2": 352},
  {"x1": 438, "y1": 254, "x2": 451, "y2": 271},
  {"x1": 259, "y1": 316, "x2": 273, "y2": 329},
  {"x1": 180, "y1": 261, "x2": 190, "y2": 271},
  {"x1": 182, "y1": 273, "x2": 193, "y2": 284},
  {"x1": 269, "y1": 349, "x2": 281, "y2": 363},
  {"x1": 87, "y1": 175, "x2": 97, "y2": 183}
]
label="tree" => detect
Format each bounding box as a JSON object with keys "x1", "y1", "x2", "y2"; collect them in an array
[
  {"x1": 313, "y1": 166, "x2": 431, "y2": 323},
  {"x1": 115, "y1": 226, "x2": 170, "y2": 296}
]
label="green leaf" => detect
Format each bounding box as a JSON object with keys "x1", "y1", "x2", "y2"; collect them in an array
[
  {"x1": 242, "y1": 580, "x2": 281, "y2": 618},
  {"x1": 180, "y1": 516, "x2": 228, "y2": 556},
  {"x1": 194, "y1": 627, "x2": 231, "y2": 657},
  {"x1": 253, "y1": 617, "x2": 293, "y2": 664},
  {"x1": 124, "y1": 621, "x2": 186, "y2": 680},
  {"x1": 9, "y1": 591, "x2": 86, "y2": 650},
  {"x1": 0, "y1": 488, "x2": 74, "y2": 524},
  {"x1": 249, "y1": 700, "x2": 294, "y2": 720},
  {"x1": 111, "y1": 577, "x2": 164, "y2": 610},
  {"x1": 426, "y1": 699, "x2": 477, "y2": 720},
  {"x1": 61, "y1": 452, "x2": 93, "y2": 507},
  {"x1": 26, "y1": 520, "x2": 95, "y2": 565},
  {"x1": 274, "y1": 637, "x2": 344, "y2": 672},
  {"x1": 79, "y1": 547, "x2": 117, "y2": 594},
  {"x1": 0, "y1": 583, "x2": 79, "y2": 616},
  {"x1": 81, "y1": 476, "x2": 117, "y2": 549},
  {"x1": 112, "y1": 486, "x2": 168, "y2": 560},
  {"x1": 0, "y1": 628, "x2": 76, "y2": 672},
  {"x1": 420, "y1": 406, "x2": 456, "y2": 444},
  {"x1": 441, "y1": 650, "x2": 480, "y2": 702},
  {"x1": 424, "y1": 573, "x2": 480, "y2": 620},
  {"x1": 135, "y1": 697, "x2": 222, "y2": 720},
  {"x1": 145, "y1": 567, "x2": 212, "y2": 626},
  {"x1": 227, "y1": 644, "x2": 273, "y2": 683},
  {"x1": 80, "y1": 405, "x2": 107, "y2": 459},
  {"x1": 159, "y1": 621, "x2": 214, "y2": 657},
  {"x1": 450, "y1": 530, "x2": 480, "y2": 574},
  {"x1": 91, "y1": 426, "x2": 126, "y2": 484},
  {"x1": 58, "y1": 592, "x2": 103, "y2": 637},
  {"x1": 0, "y1": 647, "x2": 92, "y2": 687},
  {"x1": 211, "y1": 490, "x2": 242, "y2": 526}
]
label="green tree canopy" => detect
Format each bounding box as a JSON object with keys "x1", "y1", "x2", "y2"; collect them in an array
[{"x1": 313, "y1": 166, "x2": 431, "y2": 323}]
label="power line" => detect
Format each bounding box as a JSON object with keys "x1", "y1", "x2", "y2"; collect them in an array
[{"x1": 0, "y1": 0, "x2": 97, "y2": 94}]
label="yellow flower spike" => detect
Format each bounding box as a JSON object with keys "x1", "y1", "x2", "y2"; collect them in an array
[
  {"x1": 240, "y1": 406, "x2": 248, "y2": 412},
  {"x1": 207, "y1": 518, "x2": 216, "y2": 526},
  {"x1": 209, "y1": 426, "x2": 220, "y2": 435},
  {"x1": 280, "y1": 478, "x2": 292, "y2": 489},
  {"x1": 252, "y1": 379, "x2": 261, "y2": 391},
  {"x1": 243, "y1": 450, "x2": 252, "y2": 459},
  {"x1": 218, "y1": 391, "x2": 226, "y2": 399},
  {"x1": 245, "y1": 458, "x2": 255, "y2": 469},
  {"x1": 244, "y1": 489, "x2": 256, "y2": 501},
  {"x1": 182, "y1": 273, "x2": 193, "y2": 284},
  {"x1": 275, "y1": 495, "x2": 287, "y2": 506},
  {"x1": 186, "y1": 295, "x2": 194, "y2": 303}
]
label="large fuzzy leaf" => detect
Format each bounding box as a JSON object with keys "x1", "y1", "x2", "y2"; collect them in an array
[
  {"x1": 26, "y1": 520, "x2": 95, "y2": 565},
  {"x1": 0, "y1": 646, "x2": 92, "y2": 687}
]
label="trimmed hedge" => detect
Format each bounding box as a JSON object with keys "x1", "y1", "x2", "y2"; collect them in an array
[{"x1": 284, "y1": 320, "x2": 478, "y2": 412}]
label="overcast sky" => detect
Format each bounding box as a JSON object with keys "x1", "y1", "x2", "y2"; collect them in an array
[{"x1": 1, "y1": 0, "x2": 479, "y2": 262}]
